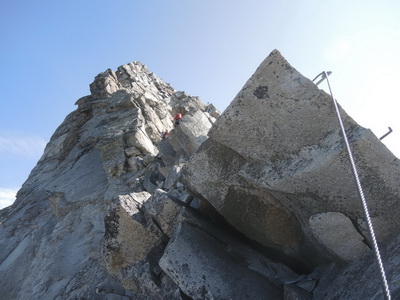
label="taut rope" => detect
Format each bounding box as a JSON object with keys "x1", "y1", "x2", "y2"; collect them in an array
[{"x1": 321, "y1": 71, "x2": 391, "y2": 300}]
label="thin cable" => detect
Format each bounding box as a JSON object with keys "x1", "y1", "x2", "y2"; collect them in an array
[{"x1": 323, "y1": 72, "x2": 391, "y2": 300}]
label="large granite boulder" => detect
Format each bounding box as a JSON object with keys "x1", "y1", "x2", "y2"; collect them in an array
[{"x1": 182, "y1": 49, "x2": 400, "y2": 266}]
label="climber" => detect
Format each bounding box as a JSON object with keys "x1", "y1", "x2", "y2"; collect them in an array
[
  {"x1": 162, "y1": 129, "x2": 169, "y2": 140},
  {"x1": 174, "y1": 113, "x2": 182, "y2": 127}
]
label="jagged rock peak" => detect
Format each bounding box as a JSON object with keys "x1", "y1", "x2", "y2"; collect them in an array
[
  {"x1": 0, "y1": 57, "x2": 223, "y2": 299},
  {"x1": 22, "y1": 60, "x2": 220, "y2": 199},
  {"x1": 1, "y1": 50, "x2": 399, "y2": 299},
  {"x1": 89, "y1": 61, "x2": 174, "y2": 99}
]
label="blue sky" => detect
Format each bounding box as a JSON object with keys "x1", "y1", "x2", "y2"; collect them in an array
[{"x1": 1, "y1": 0, "x2": 399, "y2": 208}]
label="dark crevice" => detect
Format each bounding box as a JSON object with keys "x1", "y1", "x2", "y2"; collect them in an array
[
  {"x1": 180, "y1": 289, "x2": 193, "y2": 300},
  {"x1": 167, "y1": 191, "x2": 311, "y2": 275}
]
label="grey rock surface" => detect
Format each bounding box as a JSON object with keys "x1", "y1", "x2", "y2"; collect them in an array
[
  {"x1": 159, "y1": 209, "x2": 293, "y2": 300},
  {"x1": 284, "y1": 284, "x2": 312, "y2": 300},
  {"x1": 309, "y1": 212, "x2": 370, "y2": 262},
  {"x1": 1, "y1": 50, "x2": 399, "y2": 300},
  {"x1": 0, "y1": 61, "x2": 220, "y2": 299},
  {"x1": 182, "y1": 49, "x2": 400, "y2": 266},
  {"x1": 312, "y1": 233, "x2": 400, "y2": 299}
]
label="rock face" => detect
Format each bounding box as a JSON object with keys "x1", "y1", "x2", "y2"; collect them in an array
[
  {"x1": 182, "y1": 49, "x2": 400, "y2": 267},
  {"x1": 0, "y1": 62, "x2": 222, "y2": 299},
  {"x1": 1, "y1": 51, "x2": 400, "y2": 300},
  {"x1": 308, "y1": 212, "x2": 370, "y2": 263}
]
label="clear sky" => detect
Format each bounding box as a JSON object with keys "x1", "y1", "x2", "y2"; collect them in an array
[{"x1": 1, "y1": 0, "x2": 399, "y2": 208}]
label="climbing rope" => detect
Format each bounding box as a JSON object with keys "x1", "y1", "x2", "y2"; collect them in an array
[{"x1": 321, "y1": 72, "x2": 391, "y2": 300}]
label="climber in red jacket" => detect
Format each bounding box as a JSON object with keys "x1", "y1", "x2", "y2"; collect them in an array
[
  {"x1": 174, "y1": 113, "x2": 182, "y2": 127},
  {"x1": 162, "y1": 130, "x2": 169, "y2": 140}
]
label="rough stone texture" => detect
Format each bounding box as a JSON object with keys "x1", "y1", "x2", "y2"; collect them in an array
[
  {"x1": 1, "y1": 50, "x2": 400, "y2": 300},
  {"x1": 312, "y1": 233, "x2": 400, "y2": 300},
  {"x1": 284, "y1": 284, "x2": 312, "y2": 300},
  {"x1": 309, "y1": 212, "x2": 370, "y2": 262},
  {"x1": 159, "y1": 209, "x2": 293, "y2": 300},
  {"x1": 142, "y1": 190, "x2": 183, "y2": 237},
  {"x1": 0, "y1": 61, "x2": 219, "y2": 299},
  {"x1": 182, "y1": 49, "x2": 400, "y2": 267}
]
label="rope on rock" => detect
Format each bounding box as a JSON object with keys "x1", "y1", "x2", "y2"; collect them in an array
[{"x1": 321, "y1": 71, "x2": 391, "y2": 300}]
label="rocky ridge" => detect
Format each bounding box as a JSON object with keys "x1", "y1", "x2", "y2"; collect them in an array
[{"x1": 0, "y1": 50, "x2": 400, "y2": 299}]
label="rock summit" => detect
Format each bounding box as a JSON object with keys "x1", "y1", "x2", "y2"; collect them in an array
[{"x1": 1, "y1": 50, "x2": 399, "y2": 299}]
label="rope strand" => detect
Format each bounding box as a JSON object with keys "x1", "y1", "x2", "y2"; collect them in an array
[{"x1": 323, "y1": 72, "x2": 391, "y2": 300}]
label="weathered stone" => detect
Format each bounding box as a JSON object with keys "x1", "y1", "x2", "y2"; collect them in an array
[
  {"x1": 205, "y1": 103, "x2": 221, "y2": 119},
  {"x1": 142, "y1": 164, "x2": 166, "y2": 194},
  {"x1": 142, "y1": 190, "x2": 183, "y2": 237},
  {"x1": 284, "y1": 284, "x2": 312, "y2": 300},
  {"x1": 117, "y1": 192, "x2": 151, "y2": 216},
  {"x1": 124, "y1": 146, "x2": 142, "y2": 157},
  {"x1": 313, "y1": 233, "x2": 400, "y2": 299},
  {"x1": 294, "y1": 275, "x2": 317, "y2": 292},
  {"x1": 127, "y1": 156, "x2": 144, "y2": 173},
  {"x1": 157, "y1": 138, "x2": 178, "y2": 166},
  {"x1": 2, "y1": 50, "x2": 399, "y2": 300},
  {"x1": 90, "y1": 68, "x2": 121, "y2": 98},
  {"x1": 182, "y1": 49, "x2": 400, "y2": 266},
  {"x1": 169, "y1": 92, "x2": 207, "y2": 116},
  {"x1": 168, "y1": 112, "x2": 213, "y2": 159},
  {"x1": 125, "y1": 130, "x2": 158, "y2": 156},
  {"x1": 159, "y1": 214, "x2": 284, "y2": 299},
  {"x1": 99, "y1": 138, "x2": 127, "y2": 177},
  {"x1": 160, "y1": 164, "x2": 183, "y2": 190},
  {"x1": 309, "y1": 212, "x2": 370, "y2": 262},
  {"x1": 103, "y1": 205, "x2": 160, "y2": 271},
  {"x1": 0, "y1": 60, "x2": 207, "y2": 299}
]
